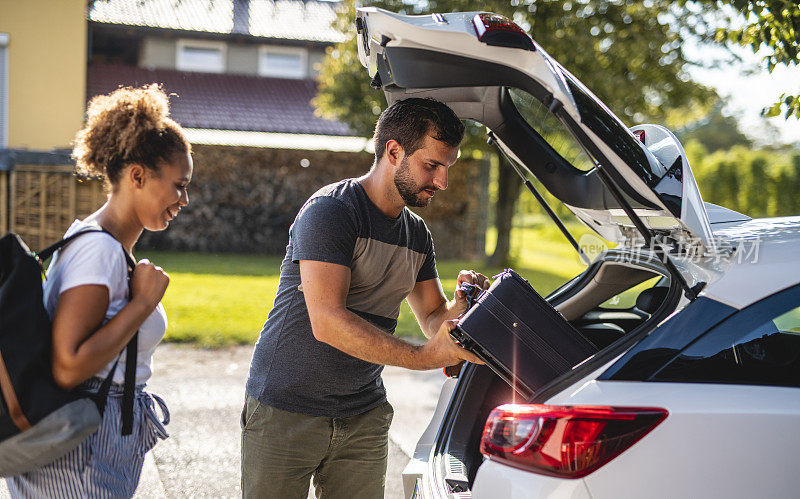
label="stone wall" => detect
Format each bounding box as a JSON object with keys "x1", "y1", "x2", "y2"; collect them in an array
[{"x1": 139, "y1": 144, "x2": 489, "y2": 260}]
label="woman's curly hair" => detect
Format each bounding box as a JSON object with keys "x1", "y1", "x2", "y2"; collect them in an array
[{"x1": 72, "y1": 84, "x2": 191, "y2": 185}]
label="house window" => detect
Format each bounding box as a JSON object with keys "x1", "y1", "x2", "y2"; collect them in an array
[
  {"x1": 0, "y1": 33, "x2": 8, "y2": 148},
  {"x1": 258, "y1": 46, "x2": 307, "y2": 79},
  {"x1": 176, "y1": 39, "x2": 225, "y2": 73}
]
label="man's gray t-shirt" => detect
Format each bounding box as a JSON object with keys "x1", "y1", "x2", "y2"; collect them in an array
[{"x1": 246, "y1": 179, "x2": 438, "y2": 417}]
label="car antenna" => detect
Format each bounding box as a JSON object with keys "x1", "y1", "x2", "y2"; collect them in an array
[{"x1": 487, "y1": 131, "x2": 592, "y2": 266}]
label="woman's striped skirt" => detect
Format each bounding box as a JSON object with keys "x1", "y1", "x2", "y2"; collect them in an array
[{"x1": 5, "y1": 378, "x2": 169, "y2": 498}]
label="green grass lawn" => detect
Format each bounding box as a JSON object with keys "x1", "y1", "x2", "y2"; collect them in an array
[
  {"x1": 137, "y1": 252, "x2": 284, "y2": 347},
  {"x1": 141, "y1": 223, "x2": 592, "y2": 347}
]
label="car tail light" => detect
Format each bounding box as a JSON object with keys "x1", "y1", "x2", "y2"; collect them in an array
[
  {"x1": 633, "y1": 129, "x2": 646, "y2": 143},
  {"x1": 480, "y1": 404, "x2": 667, "y2": 478},
  {"x1": 472, "y1": 13, "x2": 535, "y2": 51}
]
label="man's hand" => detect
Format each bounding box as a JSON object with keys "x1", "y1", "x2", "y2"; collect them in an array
[
  {"x1": 407, "y1": 270, "x2": 491, "y2": 339},
  {"x1": 417, "y1": 319, "x2": 484, "y2": 370},
  {"x1": 454, "y1": 270, "x2": 491, "y2": 314}
]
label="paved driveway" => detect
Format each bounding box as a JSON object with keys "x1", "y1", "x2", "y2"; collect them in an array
[{"x1": 1, "y1": 344, "x2": 447, "y2": 499}]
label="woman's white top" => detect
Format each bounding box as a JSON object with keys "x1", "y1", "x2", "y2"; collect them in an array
[{"x1": 43, "y1": 219, "x2": 167, "y2": 385}]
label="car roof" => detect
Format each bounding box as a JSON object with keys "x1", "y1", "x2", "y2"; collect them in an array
[{"x1": 700, "y1": 216, "x2": 800, "y2": 309}]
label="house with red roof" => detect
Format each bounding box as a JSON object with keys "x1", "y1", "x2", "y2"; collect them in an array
[
  {"x1": 84, "y1": 0, "x2": 392, "y2": 254},
  {"x1": 87, "y1": 0, "x2": 364, "y2": 151},
  {"x1": 83, "y1": 0, "x2": 488, "y2": 258}
]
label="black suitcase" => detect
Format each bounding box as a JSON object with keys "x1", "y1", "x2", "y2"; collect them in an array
[{"x1": 452, "y1": 269, "x2": 597, "y2": 398}]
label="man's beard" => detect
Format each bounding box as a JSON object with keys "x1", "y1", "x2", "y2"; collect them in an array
[{"x1": 394, "y1": 157, "x2": 436, "y2": 208}]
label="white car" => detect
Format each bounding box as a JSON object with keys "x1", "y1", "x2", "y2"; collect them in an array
[{"x1": 356, "y1": 8, "x2": 800, "y2": 499}]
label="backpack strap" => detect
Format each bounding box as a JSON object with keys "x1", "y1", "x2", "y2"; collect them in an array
[
  {"x1": 117, "y1": 245, "x2": 138, "y2": 436},
  {"x1": 121, "y1": 333, "x2": 138, "y2": 435},
  {"x1": 42, "y1": 226, "x2": 139, "y2": 435},
  {"x1": 93, "y1": 357, "x2": 120, "y2": 414},
  {"x1": 90, "y1": 341, "x2": 136, "y2": 436},
  {"x1": 35, "y1": 227, "x2": 106, "y2": 263}
]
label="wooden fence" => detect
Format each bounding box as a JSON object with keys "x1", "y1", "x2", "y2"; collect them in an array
[{"x1": 1, "y1": 165, "x2": 105, "y2": 251}]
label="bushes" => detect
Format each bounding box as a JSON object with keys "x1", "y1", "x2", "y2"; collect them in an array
[
  {"x1": 687, "y1": 141, "x2": 800, "y2": 218},
  {"x1": 512, "y1": 139, "x2": 800, "y2": 225}
]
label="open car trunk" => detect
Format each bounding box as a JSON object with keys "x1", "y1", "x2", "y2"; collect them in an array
[
  {"x1": 354, "y1": 9, "x2": 720, "y2": 496},
  {"x1": 434, "y1": 253, "x2": 681, "y2": 494},
  {"x1": 356, "y1": 8, "x2": 715, "y2": 254}
]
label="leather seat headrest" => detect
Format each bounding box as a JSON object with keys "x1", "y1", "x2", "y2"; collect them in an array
[{"x1": 635, "y1": 286, "x2": 669, "y2": 314}]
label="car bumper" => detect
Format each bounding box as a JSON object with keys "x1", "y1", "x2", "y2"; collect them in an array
[{"x1": 472, "y1": 460, "x2": 592, "y2": 499}]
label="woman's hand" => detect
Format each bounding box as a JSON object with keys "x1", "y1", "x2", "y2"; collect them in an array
[{"x1": 130, "y1": 258, "x2": 169, "y2": 310}]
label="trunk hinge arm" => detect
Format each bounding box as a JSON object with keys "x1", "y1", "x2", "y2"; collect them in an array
[
  {"x1": 593, "y1": 164, "x2": 703, "y2": 301},
  {"x1": 547, "y1": 104, "x2": 705, "y2": 301}
]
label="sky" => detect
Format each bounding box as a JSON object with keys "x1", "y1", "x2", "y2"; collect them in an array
[{"x1": 683, "y1": 37, "x2": 800, "y2": 148}]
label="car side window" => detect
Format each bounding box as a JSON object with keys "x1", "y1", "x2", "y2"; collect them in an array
[{"x1": 653, "y1": 294, "x2": 800, "y2": 389}]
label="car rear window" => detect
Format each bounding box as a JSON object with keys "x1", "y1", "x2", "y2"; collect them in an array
[
  {"x1": 653, "y1": 304, "x2": 800, "y2": 389},
  {"x1": 508, "y1": 87, "x2": 595, "y2": 172},
  {"x1": 559, "y1": 72, "x2": 664, "y2": 189}
]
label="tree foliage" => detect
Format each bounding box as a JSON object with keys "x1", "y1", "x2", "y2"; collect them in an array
[
  {"x1": 686, "y1": 141, "x2": 800, "y2": 217},
  {"x1": 676, "y1": 103, "x2": 753, "y2": 152},
  {"x1": 705, "y1": 0, "x2": 800, "y2": 118}
]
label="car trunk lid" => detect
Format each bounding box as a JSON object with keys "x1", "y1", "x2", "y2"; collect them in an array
[{"x1": 356, "y1": 8, "x2": 715, "y2": 254}]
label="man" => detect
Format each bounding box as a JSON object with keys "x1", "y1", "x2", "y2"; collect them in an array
[{"x1": 242, "y1": 98, "x2": 489, "y2": 498}]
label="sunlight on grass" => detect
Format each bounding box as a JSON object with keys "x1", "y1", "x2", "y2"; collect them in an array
[
  {"x1": 139, "y1": 252, "x2": 282, "y2": 347},
  {"x1": 142, "y1": 224, "x2": 591, "y2": 347}
]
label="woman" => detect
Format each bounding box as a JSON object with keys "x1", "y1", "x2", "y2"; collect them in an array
[{"x1": 7, "y1": 84, "x2": 192, "y2": 498}]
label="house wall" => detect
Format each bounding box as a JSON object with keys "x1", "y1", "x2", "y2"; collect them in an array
[
  {"x1": 138, "y1": 144, "x2": 489, "y2": 259},
  {"x1": 140, "y1": 36, "x2": 326, "y2": 78},
  {"x1": 141, "y1": 37, "x2": 176, "y2": 69},
  {"x1": 227, "y1": 44, "x2": 258, "y2": 74},
  {"x1": 0, "y1": 0, "x2": 86, "y2": 149}
]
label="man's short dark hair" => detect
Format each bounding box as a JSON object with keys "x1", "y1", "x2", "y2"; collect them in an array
[{"x1": 373, "y1": 98, "x2": 465, "y2": 163}]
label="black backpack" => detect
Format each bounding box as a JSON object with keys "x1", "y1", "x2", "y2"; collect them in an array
[{"x1": 0, "y1": 229, "x2": 137, "y2": 477}]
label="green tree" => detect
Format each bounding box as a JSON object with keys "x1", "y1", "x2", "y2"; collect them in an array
[
  {"x1": 702, "y1": 150, "x2": 742, "y2": 211},
  {"x1": 677, "y1": 104, "x2": 753, "y2": 153},
  {"x1": 743, "y1": 155, "x2": 770, "y2": 216},
  {"x1": 702, "y1": 0, "x2": 800, "y2": 118},
  {"x1": 770, "y1": 158, "x2": 800, "y2": 215},
  {"x1": 691, "y1": 144, "x2": 800, "y2": 217},
  {"x1": 315, "y1": 0, "x2": 717, "y2": 265}
]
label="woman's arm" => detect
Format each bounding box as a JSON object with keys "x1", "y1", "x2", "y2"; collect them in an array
[{"x1": 51, "y1": 260, "x2": 169, "y2": 390}]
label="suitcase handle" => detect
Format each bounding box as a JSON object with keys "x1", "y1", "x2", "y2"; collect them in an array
[{"x1": 459, "y1": 282, "x2": 482, "y2": 310}]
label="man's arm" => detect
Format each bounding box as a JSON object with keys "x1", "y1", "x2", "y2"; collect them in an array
[
  {"x1": 300, "y1": 260, "x2": 482, "y2": 370},
  {"x1": 406, "y1": 270, "x2": 491, "y2": 339}
]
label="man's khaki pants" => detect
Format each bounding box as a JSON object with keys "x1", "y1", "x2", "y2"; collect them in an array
[{"x1": 240, "y1": 394, "x2": 394, "y2": 499}]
